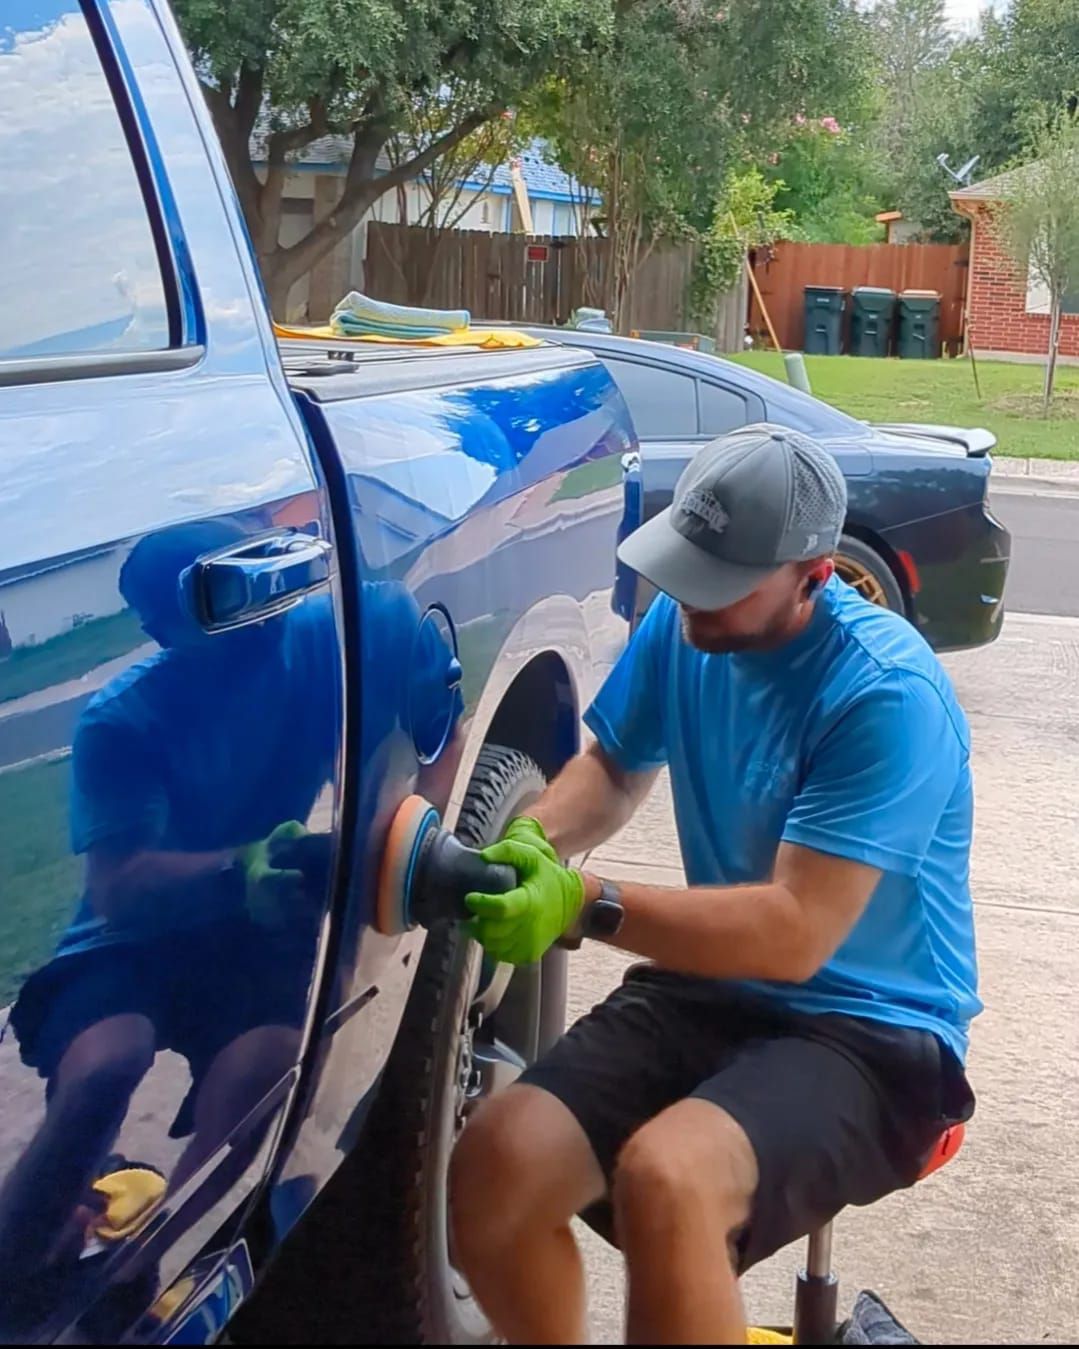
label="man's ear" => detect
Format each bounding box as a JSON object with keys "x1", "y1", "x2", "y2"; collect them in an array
[{"x1": 803, "y1": 558, "x2": 835, "y2": 598}]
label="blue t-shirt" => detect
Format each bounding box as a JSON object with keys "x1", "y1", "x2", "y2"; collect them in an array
[
  {"x1": 585, "y1": 577, "x2": 980, "y2": 1061},
  {"x1": 58, "y1": 596, "x2": 340, "y2": 956}
]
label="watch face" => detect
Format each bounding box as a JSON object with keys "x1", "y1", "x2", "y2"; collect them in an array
[{"x1": 587, "y1": 896, "x2": 624, "y2": 939}]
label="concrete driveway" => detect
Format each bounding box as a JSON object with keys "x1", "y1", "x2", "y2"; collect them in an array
[{"x1": 568, "y1": 609, "x2": 1079, "y2": 1345}]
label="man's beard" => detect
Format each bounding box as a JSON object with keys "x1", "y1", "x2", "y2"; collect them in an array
[{"x1": 680, "y1": 609, "x2": 794, "y2": 655}]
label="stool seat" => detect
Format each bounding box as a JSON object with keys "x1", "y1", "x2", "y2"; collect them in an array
[{"x1": 916, "y1": 1122, "x2": 966, "y2": 1181}]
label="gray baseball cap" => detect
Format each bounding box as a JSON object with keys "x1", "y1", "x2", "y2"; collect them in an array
[{"x1": 618, "y1": 423, "x2": 848, "y2": 611}]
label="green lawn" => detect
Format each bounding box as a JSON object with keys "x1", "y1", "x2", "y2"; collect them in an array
[
  {"x1": 0, "y1": 607, "x2": 145, "y2": 706},
  {"x1": 0, "y1": 756, "x2": 80, "y2": 1006},
  {"x1": 729, "y1": 352, "x2": 1079, "y2": 460}
]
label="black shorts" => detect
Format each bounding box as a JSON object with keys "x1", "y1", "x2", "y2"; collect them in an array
[
  {"x1": 520, "y1": 964, "x2": 974, "y2": 1272},
  {"x1": 8, "y1": 921, "x2": 312, "y2": 1135}
]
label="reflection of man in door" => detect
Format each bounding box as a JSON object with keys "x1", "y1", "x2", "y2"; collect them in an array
[{"x1": 0, "y1": 519, "x2": 339, "y2": 1296}]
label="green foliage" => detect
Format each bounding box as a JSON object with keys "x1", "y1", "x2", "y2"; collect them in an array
[
  {"x1": 173, "y1": 0, "x2": 613, "y2": 309},
  {"x1": 996, "y1": 115, "x2": 1079, "y2": 413},
  {"x1": 177, "y1": 0, "x2": 612, "y2": 135},
  {"x1": 690, "y1": 169, "x2": 796, "y2": 321},
  {"x1": 531, "y1": 0, "x2": 873, "y2": 327},
  {"x1": 768, "y1": 119, "x2": 887, "y2": 244},
  {"x1": 875, "y1": 0, "x2": 1079, "y2": 243}
]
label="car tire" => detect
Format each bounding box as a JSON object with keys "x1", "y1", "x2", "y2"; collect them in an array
[
  {"x1": 835, "y1": 535, "x2": 905, "y2": 613},
  {"x1": 231, "y1": 746, "x2": 563, "y2": 1346}
]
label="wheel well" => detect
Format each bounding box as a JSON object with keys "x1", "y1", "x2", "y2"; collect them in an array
[
  {"x1": 840, "y1": 522, "x2": 912, "y2": 615},
  {"x1": 483, "y1": 652, "x2": 579, "y2": 783}
]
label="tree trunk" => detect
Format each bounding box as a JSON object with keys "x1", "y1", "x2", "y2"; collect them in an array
[
  {"x1": 262, "y1": 258, "x2": 295, "y2": 321},
  {"x1": 1044, "y1": 297, "x2": 1062, "y2": 416},
  {"x1": 257, "y1": 113, "x2": 491, "y2": 319}
]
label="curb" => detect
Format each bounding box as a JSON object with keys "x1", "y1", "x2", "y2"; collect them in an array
[
  {"x1": 992, "y1": 456, "x2": 1079, "y2": 490},
  {"x1": 992, "y1": 473, "x2": 1079, "y2": 496}
]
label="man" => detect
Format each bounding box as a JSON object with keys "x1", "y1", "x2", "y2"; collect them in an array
[
  {"x1": 0, "y1": 519, "x2": 338, "y2": 1298},
  {"x1": 450, "y1": 425, "x2": 978, "y2": 1345}
]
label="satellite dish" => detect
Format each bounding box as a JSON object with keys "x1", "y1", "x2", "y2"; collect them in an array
[{"x1": 937, "y1": 152, "x2": 981, "y2": 185}]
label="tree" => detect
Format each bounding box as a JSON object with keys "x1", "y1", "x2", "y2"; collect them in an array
[
  {"x1": 996, "y1": 116, "x2": 1079, "y2": 415},
  {"x1": 871, "y1": 0, "x2": 951, "y2": 175},
  {"x1": 768, "y1": 115, "x2": 888, "y2": 244},
  {"x1": 532, "y1": 0, "x2": 871, "y2": 331},
  {"x1": 690, "y1": 167, "x2": 797, "y2": 328},
  {"x1": 886, "y1": 47, "x2": 979, "y2": 242},
  {"x1": 173, "y1": 0, "x2": 611, "y2": 314},
  {"x1": 378, "y1": 96, "x2": 528, "y2": 305}
]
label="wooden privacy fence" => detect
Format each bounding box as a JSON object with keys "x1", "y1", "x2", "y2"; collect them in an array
[
  {"x1": 749, "y1": 241, "x2": 970, "y2": 352},
  {"x1": 363, "y1": 222, "x2": 741, "y2": 342}
]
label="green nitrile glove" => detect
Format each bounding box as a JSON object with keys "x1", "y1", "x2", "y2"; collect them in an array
[
  {"x1": 501, "y1": 815, "x2": 559, "y2": 863},
  {"x1": 236, "y1": 820, "x2": 308, "y2": 928},
  {"x1": 465, "y1": 838, "x2": 585, "y2": 966}
]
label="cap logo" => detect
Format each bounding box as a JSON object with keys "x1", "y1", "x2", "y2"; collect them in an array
[
  {"x1": 803, "y1": 532, "x2": 819, "y2": 554},
  {"x1": 681, "y1": 488, "x2": 729, "y2": 533}
]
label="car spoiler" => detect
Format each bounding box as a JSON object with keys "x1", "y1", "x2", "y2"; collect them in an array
[{"x1": 871, "y1": 423, "x2": 997, "y2": 457}]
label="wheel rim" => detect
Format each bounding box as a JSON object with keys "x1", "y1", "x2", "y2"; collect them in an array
[
  {"x1": 448, "y1": 952, "x2": 528, "y2": 1303},
  {"x1": 835, "y1": 554, "x2": 888, "y2": 607}
]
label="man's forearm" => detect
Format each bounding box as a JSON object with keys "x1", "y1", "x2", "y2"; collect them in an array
[
  {"x1": 579, "y1": 873, "x2": 828, "y2": 985},
  {"x1": 88, "y1": 848, "x2": 236, "y2": 921},
  {"x1": 529, "y1": 744, "x2": 657, "y2": 860}
]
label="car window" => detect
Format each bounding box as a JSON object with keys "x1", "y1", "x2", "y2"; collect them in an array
[
  {"x1": 601, "y1": 357, "x2": 698, "y2": 439},
  {"x1": 699, "y1": 381, "x2": 749, "y2": 436},
  {"x1": 0, "y1": 1, "x2": 171, "y2": 361}
]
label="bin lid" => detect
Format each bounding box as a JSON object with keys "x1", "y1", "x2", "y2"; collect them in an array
[
  {"x1": 899, "y1": 289, "x2": 941, "y2": 298},
  {"x1": 852, "y1": 286, "x2": 895, "y2": 296},
  {"x1": 804, "y1": 285, "x2": 848, "y2": 293}
]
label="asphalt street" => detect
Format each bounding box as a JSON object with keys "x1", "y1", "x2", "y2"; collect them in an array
[{"x1": 991, "y1": 485, "x2": 1079, "y2": 618}]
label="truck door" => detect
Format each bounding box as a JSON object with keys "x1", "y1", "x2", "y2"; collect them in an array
[{"x1": 0, "y1": 1, "x2": 345, "y2": 1340}]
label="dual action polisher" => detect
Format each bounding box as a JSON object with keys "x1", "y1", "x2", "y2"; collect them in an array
[{"x1": 375, "y1": 795, "x2": 517, "y2": 936}]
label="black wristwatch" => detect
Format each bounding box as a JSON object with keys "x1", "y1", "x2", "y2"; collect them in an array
[{"x1": 562, "y1": 878, "x2": 625, "y2": 948}]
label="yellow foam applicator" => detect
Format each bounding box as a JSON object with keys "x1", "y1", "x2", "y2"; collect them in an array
[{"x1": 90, "y1": 1165, "x2": 167, "y2": 1242}]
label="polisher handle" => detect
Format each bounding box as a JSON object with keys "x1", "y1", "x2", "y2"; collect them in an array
[
  {"x1": 412, "y1": 829, "x2": 519, "y2": 925},
  {"x1": 451, "y1": 850, "x2": 517, "y2": 905}
]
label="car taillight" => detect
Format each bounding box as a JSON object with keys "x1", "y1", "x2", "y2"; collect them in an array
[{"x1": 896, "y1": 549, "x2": 921, "y2": 596}]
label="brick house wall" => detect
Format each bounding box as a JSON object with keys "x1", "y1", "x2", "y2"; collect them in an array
[{"x1": 963, "y1": 203, "x2": 1079, "y2": 358}]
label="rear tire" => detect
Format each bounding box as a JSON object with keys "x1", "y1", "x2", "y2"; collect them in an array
[
  {"x1": 835, "y1": 535, "x2": 905, "y2": 613},
  {"x1": 232, "y1": 746, "x2": 563, "y2": 1345}
]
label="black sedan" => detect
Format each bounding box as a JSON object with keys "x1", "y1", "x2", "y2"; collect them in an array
[{"x1": 531, "y1": 329, "x2": 1011, "y2": 652}]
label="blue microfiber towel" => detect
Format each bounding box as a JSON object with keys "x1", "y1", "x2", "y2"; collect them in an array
[{"x1": 330, "y1": 291, "x2": 470, "y2": 339}]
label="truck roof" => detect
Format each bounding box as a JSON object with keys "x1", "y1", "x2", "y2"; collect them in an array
[{"x1": 279, "y1": 336, "x2": 595, "y2": 402}]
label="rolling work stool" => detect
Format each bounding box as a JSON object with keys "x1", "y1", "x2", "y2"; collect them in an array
[{"x1": 791, "y1": 1123, "x2": 967, "y2": 1345}]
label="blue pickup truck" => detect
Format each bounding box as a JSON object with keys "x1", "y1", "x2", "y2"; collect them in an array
[{"x1": 0, "y1": 2, "x2": 635, "y2": 1342}]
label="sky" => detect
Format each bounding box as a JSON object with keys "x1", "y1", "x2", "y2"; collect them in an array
[{"x1": 944, "y1": 0, "x2": 1007, "y2": 33}]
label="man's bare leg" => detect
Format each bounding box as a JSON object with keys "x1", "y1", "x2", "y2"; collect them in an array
[
  {"x1": 614, "y1": 1099, "x2": 758, "y2": 1345},
  {"x1": 450, "y1": 1084, "x2": 606, "y2": 1345}
]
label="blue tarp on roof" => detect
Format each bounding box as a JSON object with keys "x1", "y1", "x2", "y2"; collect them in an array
[{"x1": 254, "y1": 130, "x2": 593, "y2": 203}]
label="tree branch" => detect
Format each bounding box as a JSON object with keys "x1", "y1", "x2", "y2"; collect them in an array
[
  {"x1": 235, "y1": 64, "x2": 264, "y2": 144},
  {"x1": 200, "y1": 77, "x2": 261, "y2": 229},
  {"x1": 268, "y1": 108, "x2": 499, "y2": 298}
]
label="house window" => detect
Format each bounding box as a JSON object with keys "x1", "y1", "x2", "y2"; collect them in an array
[
  {"x1": 552, "y1": 203, "x2": 575, "y2": 236},
  {"x1": 1026, "y1": 253, "x2": 1079, "y2": 316},
  {"x1": 480, "y1": 200, "x2": 491, "y2": 226}
]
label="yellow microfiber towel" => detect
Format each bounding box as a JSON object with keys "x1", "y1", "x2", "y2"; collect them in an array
[
  {"x1": 90, "y1": 1165, "x2": 167, "y2": 1242},
  {"x1": 274, "y1": 322, "x2": 542, "y2": 350},
  {"x1": 747, "y1": 1329, "x2": 794, "y2": 1344}
]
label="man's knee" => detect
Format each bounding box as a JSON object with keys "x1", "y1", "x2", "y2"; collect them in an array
[
  {"x1": 52, "y1": 1015, "x2": 156, "y2": 1108},
  {"x1": 613, "y1": 1100, "x2": 758, "y2": 1236},
  {"x1": 450, "y1": 1085, "x2": 603, "y2": 1259}
]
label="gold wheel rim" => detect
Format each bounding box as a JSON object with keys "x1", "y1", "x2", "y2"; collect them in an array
[{"x1": 835, "y1": 555, "x2": 888, "y2": 607}]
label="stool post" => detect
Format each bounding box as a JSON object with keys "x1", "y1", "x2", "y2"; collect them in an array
[{"x1": 793, "y1": 1222, "x2": 839, "y2": 1344}]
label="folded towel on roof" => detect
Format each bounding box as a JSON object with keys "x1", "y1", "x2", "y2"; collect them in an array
[
  {"x1": 330, "y1": 291, "x2": 470, "y2": 339},
  {"x1": 275, "y1": 322, "x2": 541, "y2": 350}
]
